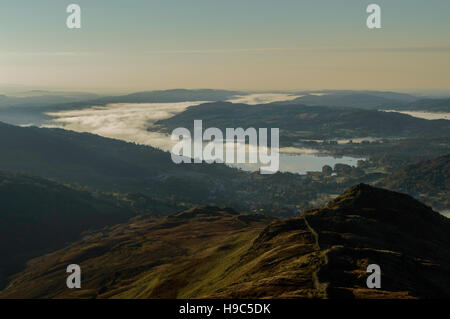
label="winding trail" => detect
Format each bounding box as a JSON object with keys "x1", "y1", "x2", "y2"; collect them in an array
[{"x1": 302, "y1": 213, "x2": 329, "y2": 298}]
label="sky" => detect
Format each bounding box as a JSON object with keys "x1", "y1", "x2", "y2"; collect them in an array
[{"x1": 1, "y1": 0, "x2": 450, "y2": 93}]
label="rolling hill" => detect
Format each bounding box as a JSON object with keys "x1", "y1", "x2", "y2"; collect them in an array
[
  {"x1": 3, "y1": 184, "x2": 449, "y2": 299},
  {"x1": 0, "y1": 91, "x2": 99, "y2": 109},
  {"x1": 277, "y1": 92, "x2": 450, "y2": 112},
  {"x1": 399, "y1": 98, "x2": 450, "y2": 112},
  {"x1": 278, "y1": 92, "x2": 410, "y2": 109},
  {"x1": 154, "y1": 102, "x2": 450, "y2": 144}
]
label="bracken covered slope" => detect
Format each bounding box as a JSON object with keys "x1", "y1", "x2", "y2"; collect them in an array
[{"x1": 1, "y1": 184, "x2": 450, "y2": 299}]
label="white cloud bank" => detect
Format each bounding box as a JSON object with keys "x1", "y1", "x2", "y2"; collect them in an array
[
  {"x1": 228, "y1": 93, "x2": 301, "y2": 105},
  {"x1": 45, "y1": 102, "x2": 207, "y2": 151}
]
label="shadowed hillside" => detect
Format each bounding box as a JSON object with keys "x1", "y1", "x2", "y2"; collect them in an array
[
  {"x1": 380, "y1": 154, "x2": 450, "y2": 210},
  {"x1": 0, "y1": 121, "x2": 243, "y2": 204},
  {"x1": 0, "y1": 171, "x2": 139, "y2": 289},
  {"x1": 2, "y1": 184, "x2": 449, "y2": 299}
]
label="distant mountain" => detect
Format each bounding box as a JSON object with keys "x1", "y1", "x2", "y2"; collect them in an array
[
  {"x1": 276, "y1": 91, "x2": 450, "y2": 112},
  {"x1": 3, "y1": 184, "x2": 449, "y2": 299},
  {"x1": 0, "y1": 91, "x2": 100, "y2": 125},
  {"x1": 10, "y1": 90, "x2": 99, "y2": 99},
  {"x1": 154, "y1": 102, "x2": 450, "y2": 144},
  {"x1": 0, "y1": 92, "x2": 99, "y2": 108},
  {"x1": 279, "y1": 92, "x2": 411, "y2": 109},
  {"x1": 398, "y1": 98, "x2": 450, "y2": 112},
  {"x1": 296, "y1": 90, "x2": 419, "y2": 103},
  {"x1": 41, "y1": 89, "x2": 241, "y2": 112},
  {"x1": 0, "y1": 89, "x2": 242, "y2": 125},
  {"x1": 92, "y1": 89, "x2": 241, "y2": 104}
]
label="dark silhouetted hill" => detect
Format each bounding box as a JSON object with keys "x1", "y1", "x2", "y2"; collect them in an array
[{"x1": 0, "y1": 171, "x2": 140, "y2": 289}]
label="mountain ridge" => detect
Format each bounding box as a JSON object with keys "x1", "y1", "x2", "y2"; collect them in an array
[{"x1": 2, "y1": 184, "x2": 449, "y2": 299}]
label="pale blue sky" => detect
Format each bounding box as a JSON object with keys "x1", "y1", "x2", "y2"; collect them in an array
[{"x1": 1, "y1": 0, "x2": 449, "y2": 92}]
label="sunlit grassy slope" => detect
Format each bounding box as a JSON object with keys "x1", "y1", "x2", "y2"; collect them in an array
[{"x1": 2, "y1": 185, "x2": 450, "y2": 299}]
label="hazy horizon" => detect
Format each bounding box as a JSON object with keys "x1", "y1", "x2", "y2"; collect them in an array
[
  {"x1": 1, "y1": 0, "x2": 450, "y2": 92},
  {"x1": 2, "y1": 85, "x2": 450, "y2": 98}
]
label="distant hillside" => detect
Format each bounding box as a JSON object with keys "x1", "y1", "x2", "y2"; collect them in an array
[
  {"x1": 294, "y1": 90, "x2": 418, "y2": 103},
  {"x1": 249, "y1": 92, "x2": 450, "y2": 112},
  {"x1": 154, "y1": 102, "x2": 450, "y2": 144},
  {"x1": 0, "y1": 89, "x2": 241, "y2": 125},
  {"x1": 382, "y1": 154, "x2": 449, "y2": 194},
  {"x1": 279, "y1": 93, "x2": 410, "y2": 109},
  {"x1": 399, "y1": 98, "x2": 450, "y2": 112},
  {"x1": 93, "y1": 89, "x2": 241, "y2": 104},
  {"x1": 0, "y1": 91, "x2": 99, "y2": 108},
  {"x1": 277, "y1": 92, "x2": 450, "y2": 112},
  {"x1": 51, "y1": 89, "x2": 240, "y2": 111},
  {"x1": 0, "y1": 121, "x2": 244, "y2": 204},
  {"x1": 3, "y1": 185, "x2": 450, "y2": 299},
  {"x1": 380, "y1": 155, "x2": 449, "y2": 210},
  {"x1": 0, "y1": 89, "x2": 239, "y2": 110}
]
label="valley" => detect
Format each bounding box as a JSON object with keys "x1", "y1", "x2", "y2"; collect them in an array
[
  {"x1": 0, "y1": 89, "x2": 449, "y2": 299},
  {"x1": 2, "y1": 0, "x2": 450, "y2": 303}
]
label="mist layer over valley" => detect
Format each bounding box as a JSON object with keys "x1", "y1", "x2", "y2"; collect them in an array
[{"x1": 42, "y1": 94, "x2": 363, "y2": 174}]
